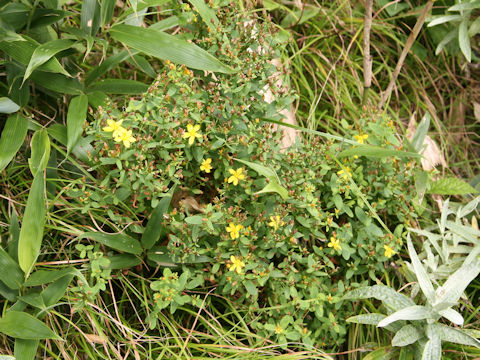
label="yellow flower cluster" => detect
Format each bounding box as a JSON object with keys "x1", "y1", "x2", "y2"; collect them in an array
[
  {"x1": 226, "y1": 222, "x2": 243, "y2": 239},
  {"x1": 103, "y1": 119, "x2": 136, "y2": 148},
  {"x1": 384, "y1": 244, "x2": 396, "y2": 258},
  {"x1": 200, "y1": 158, "x2": 212, "y2": 173},
  {"x1": 227, "y1": 255, "x2": 245, "y2": 274},
  {"x1": 328, "y1": 236, "x2": 342, "y2": 252},
  {"x1": 353, "y1": 134, "x2": 368, "y2": 144},
  {"x1": 228, "y1": 168, "x2": 245, "y2": 186},
  {"x1": 183, "y1": 124, "x2": 202, "y2": 145},
  {"x1": 337, "y1": 166, "x2": 352, "y2": 180},
  {"x1": 268, "y1": 215, "x2": 285, "y2": 231}
]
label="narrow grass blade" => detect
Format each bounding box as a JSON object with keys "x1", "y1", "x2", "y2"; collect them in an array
[
  {"x1": 18, "y1": 174, "x2": 46, "y2": 277},
  {"x1": 23, "y1": 39, "x2": 73, "y2": 83},
  {"x1": 0, "y1": 113, "x2": 28, "y2": 172},
  {"x1": 109, "y1": 24, "x2": 235, "y2": 73},
  {"x1": 66, "y1": 94, "x2": 88, "y2": 153},
  {"x1": 0, "y1": 311, "x2": 61, "y2": 340},
  {"x1": 87, "y1": 79, "x2": 149, "y2": 94}
]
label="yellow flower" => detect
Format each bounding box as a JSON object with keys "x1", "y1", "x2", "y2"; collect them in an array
[
  {"x1": 337, "y1": 166, "x2": 352, "y2": 180},
  {"x1": 182, "y1": 124, "x2": 202, "y2": 145},
  {"x1": 384, "y1": 245, "x2": 396, "y2": 258},
  {"x1": 226, "y1": 222, "x2": 243, "y2": 239},
  {"x1": 227, "y1": 255, "x2": 245, "y2": 274},
  {"x1": 113, "y1": 128, "x2": 136, "y2": 148},
  {"x1": 268, "y1": 215, "x2": 285, "y2": 231},
  {"x1": 200, "y1": 158, "x2": 212, "y2": 173},
  {"x1": 327, "y1": 236, "x2": 342, "y2": 252},
  {"x1": 274, "y1": 325, "x2": 284, "y2": 334},
  {"x1": 353, "y1": 134, "x2": 368, "y2": 144},
  {"x1": 228, "y1": 168, "x2": 245, "y2": 186},
  {"x1": 103, "y1": 119, "x2": 124, "y2": 138}
]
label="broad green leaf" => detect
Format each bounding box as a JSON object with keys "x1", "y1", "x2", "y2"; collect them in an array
[
  {"x1": 150, "y1": 15, "x2": 180, "y2": 31},
  {"x1": 363, "y1": 347, "x2": 397, "y2": 360},
  {"x1": 244, "y1": 280, "x2": 258, "y2": 297},
  {"x1": 129, "y1": 54, "x2": 156, "y2": 78},
  {"x1": 235, "y1": 158, "x2": 278, "y2": 181},
  {"x1": 0, "y1": 97, "x2": 20, "y2": 114},
  {"x1": 23, "y1": 39, "x2": 72, "y2": 83},
  {"x1": 24, "y1": 267, "x2": 79, "y2": 287},
  {"x1": 431, "y1": 323, "x2": 480, "y2": 348},
  {"x1": 0, "y1": 38, "x2": 69, "y2": 75},
  {"x1": 392, "y1": 325, "x2": 423, "y2": 347},
  {"x1": 407, "y1": 235, "x2": 435, "y2": 303},
  {"x1": 101, "y1": 0, "x2": 116, "y2": 26},
  {"x1": 47, "y1": 123, "x2": 93, "y2": 164},
  {"x1": 80, "y1": 232, "x2": 142, "y2": 255},
  {"x1": 81, "y1": 0, "x2": 101, "y2": 37},
  {"x1": 427, "y1": 15, "x2": 462, "y2": 27},
  {"x1": 433, "y1": 259, "x2": 480, "y2": 307},
  {"x1": 0, "y1": 280, "x2": 17, "y2": 302},
  {"x1": 0, "y1": 247, "x2": 23, "y2": 289},
  {"x1": 189, "y1": 0, "x2": 218, "y2": 26},
  {"x1": 14, "y1": 338, "x2": 39, "y2": 360},
  {"x1": 427, "y1": 177, "x2": 478, "y2": 195},
  {"x1": 458, "y1": 19, "x2": 471, "y2": 62},
  {"x1": 18, "y1": 293, "x2": 45, "y2": 309},
  {"x1": 106, "y1": 254, "x2": 141, "y2": 269},
  {"x1": 142, "y1": 194, "x2": 172, "y2": 249},
  {"x1": 18, "y1": 174, "x2": 46, "y2": 277},
  {"x1": 378, "y1": 306, "x2": 432, "y2": 327},
  {"x1": 0, "y1": 3, "x2": 30, "y2": 31},
  {"x1": 0, "y1": 311, "x2": 60, "y2": 340},
  {"x1": 28, "y1": 129, "x2": 50, "y2": 176},
  {"x1": 421, "y1": 336, "x2": 441, "y2": 360},
  {"x1": 185, "y1": 215, "x2": 203, "y2": 225},
  {"x1": 30, "y1": 9, "x2": 73, "y2": 29},
  {"x1": 458, "y1": 196, "x2": 480, "y2": 218},
  {"x1": 338, "y1": 145, "x2": 420, "y2": 159},
  {"x1": 346, "y1": 313, "x2": 385, "y2": 325},
  {"x1": 29, "y1": 71, "x2": 83, "y2": 95},
  {"x1": 41, "y1": 274, "x2": 74, "y2": 307},
  {"x1": 0, "y1": 113, "x2": 28, "y2": 172},
  {"x1": 435, "y1": 28, "x2": 457, "y2": 55},
  {"x1": 87, "y1": 79, "x2": 148, "y2": 94},
  {"x1": 109, "y1": 24, "x2": 235, "y2": 74},
  {"x1": 66, "y1": 94, "x2": 88, "y2": 153},
  {"x1": 344, "y1": 285, "x2": 415, "y2": 311},
  {"x1": 254, "y1": 181, "x2": 289, "y2": 200},
  {"x1": 411, "y1": 113, "x2": 430, "y2": 152}
]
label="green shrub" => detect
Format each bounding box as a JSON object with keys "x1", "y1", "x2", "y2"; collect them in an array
[{"x1": 80, "y1": 3, "x2": 418, "y2": 349}]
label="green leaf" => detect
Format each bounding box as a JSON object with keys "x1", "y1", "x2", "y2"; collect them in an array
[
  {"x1": 29, "y1": 71, "x2": 83, "y2": 95},
  {"x1": 85, "y1": 50, "x2": 131, "y2": 86},
  {"x1": 66, "y1": 95, "x2": 88, "y2": 153},
  {"x1": 343, "y1": 285, "x2": 415, "y2": 311},
  {"x1": 41, "y1": 274, "x2": 74, "y2": 307},
  {"x1": 346, "y1": 313, "x2": 385, "y2": 325},
  {"x1": 184, "y1": 215, "x2": 204, "y2": 225},
  {"x1": 0, "y1": 355, "x2": 16, "y2": 360},
  {"x1": 392, "y1": 325, "x2": 423, "y2": 347},
  {"x1": 433, "y1": 259, "x2": 480, "y2": 307},
  {"x1": 362, "y1": 347, "x2": 397, "y2": 360},
  {"x1": 142, "y1": 194, "x2": 172, "y2": 249},
  {"x1": 411, "y1": 113, "x2": 430, "y2": 152},
  {"x1": 437, "y1": 308, "x2": 464, "y2": 326},
  {"x1": 109, "y1": 24, "x2": 235, "y2": 74},
  {"x1": 244, "y1": 280, "x2": 258, "y2": 297},
  {"x1": 28, "y1": 129, "x2": 50, "y2": 176},
  {"x1": 81, "y1": 0, "x2": 101, "y2": 37},
  {"x1": 14, "y1": 338, "x2": 39, "y2": 360},
  {"x1": 407, "y1": 235, "x2": 436, "y2": 303},
  {"x1": 378, "y1": 306, "x2": 432, "y2": 328},
  {"x1": 0, "y1": 97, "x2": 20, "y2": 113},
  {"x1": 23, "y1": 39, "x2": 72, "y2": 83},
  {"x1": 458, "y1": 19, "x2": 471, "y2": 62},
  {"x1": 24, "y1": 267, "x2": 79, "y2": 287},
  {"x1": 105, "y1": 254, "x2": 141, "y2": 270},
  {"x1": 189, "y1": 0, "x2": 218, "y2": 26},
  {"x1": 431, "y1": 323, "x2": 480, "y2": 348},
  {"x1": 18, "y1": 174, "x2": 46, "y2": 277},
  {"x1": 87, "y1": 79, "x2": 149, "y2": 94},
  {"x1": 422, "y1": 336, "x2": 441, "y2": 360},
  {"x1": 0, "y1": 247, "x2": 24, "y2": 289},
  {"x1": 0, "y1": 311, "x2": 61, "y2": 340},
  {"x1": 80, "y1": 232, "x2": 142, "y2": 255},
  {"x1": 254, "y1": 181, "x2": 289, "y2": 200},
  {"x1": 427, "y1": 15, "x2": 462, "y2": 27},
  {"x1": 427, "y1": 177, "x2": 478, "y2": 195},
  {"x1": 0, "y1": 38, "x2": 69, "y2": 75},
  {"x1": 0, "y1": 113, "x2": 28, "y2": 172},
  {"x1": 338, "y1": 145, "x2": 420, "y2": 159},
  {"x1": 281, "y1": 5, "x2": 320, "y2": 27},
  {"x1": 235, "y1": 158, "x2": 278, "y2": 181},
  {"x1": 449, "y1": 0, "x2": 480, "y2": 12},
  {"x1": 101, "y1": 0, "x2": 116, "y2": 26}
]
